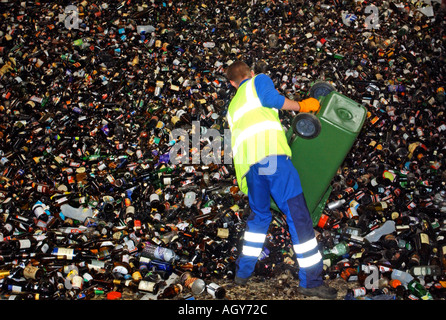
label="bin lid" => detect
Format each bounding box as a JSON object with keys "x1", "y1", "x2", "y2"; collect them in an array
[{"x1": 319, "y1": 91, "x2": 367, "y2": 134}]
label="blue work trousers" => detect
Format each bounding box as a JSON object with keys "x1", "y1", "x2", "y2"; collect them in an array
[{"x1": 236, "y1": 155, "x2": 323, "y2": 288}]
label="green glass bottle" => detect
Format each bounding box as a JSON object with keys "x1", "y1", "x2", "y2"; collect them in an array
[
  {"x1": 407, "y1": 280, "x2": 433, "y2": 300},
  {"x1": 330, "y1": 242, "x2": 350, "y2": 256}
]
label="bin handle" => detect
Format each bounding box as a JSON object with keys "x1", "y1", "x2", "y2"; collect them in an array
[{"x1": 286, "y1": 127, "x2": 294, "y2": 144}]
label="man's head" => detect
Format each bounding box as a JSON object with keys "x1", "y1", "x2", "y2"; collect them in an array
[{"x1": 226, "y1": 61, "x2": 255, "y2": 89}]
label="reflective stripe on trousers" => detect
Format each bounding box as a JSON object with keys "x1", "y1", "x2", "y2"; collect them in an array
[
  {"x1": 241, "y1": 231, "x2": 266, "y2": 257},
  {"x1": 235, "y1": 155, "x2": 323, "y2": 288},
  {"x1": 293, "y1": 238, "x2": 322, "y2": 268}
]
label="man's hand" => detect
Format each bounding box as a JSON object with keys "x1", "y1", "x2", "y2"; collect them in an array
[
  {"x1": 298, "y1": 97, "x2": 321, "y2": 113},
  {"x1": 281, "y1": 97, "x2": 321, "y2": 113}
]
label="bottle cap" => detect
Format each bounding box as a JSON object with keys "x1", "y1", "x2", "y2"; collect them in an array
[
  {"x1": 389, "y1": 279, "x2": 402, "y2": 289},
  {"x1": 317, "y1": 213, "x2": 329, "y2": 229}
]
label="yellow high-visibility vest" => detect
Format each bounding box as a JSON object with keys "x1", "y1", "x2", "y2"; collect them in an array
[{"x1": 227, "y1": 76, "x2": 291, "y2": 194}]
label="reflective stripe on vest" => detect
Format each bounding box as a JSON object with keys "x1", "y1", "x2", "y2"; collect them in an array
[
  {"x1": 232, "y1": 120, "x2": 282, "y2": 157},
  {"x1": 227, "y1": 76, "x2": 291, "y2": 194},
  {"x1": 228, "y1": 78, "x2": 261, "y2": 127}
]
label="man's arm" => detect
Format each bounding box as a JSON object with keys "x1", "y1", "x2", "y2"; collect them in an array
[
  {"x1": 254, "y1": 74, "x2": 320, "y2": 113},
  {"x1": 283, "y1": 97, "x2": 320, "y2": 113},
  {"x1": 281, "y1": 98, "x2": 301, "y2": 111},
  {"x1": 254, "y1": 74, "x2": 285, "y2": 109}
]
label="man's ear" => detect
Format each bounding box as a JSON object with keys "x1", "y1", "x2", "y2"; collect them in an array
[
  {"x1": 229, "y1": 80, "x2": 238, "y2": 88},
  {"x1": 251, "y1": 70, "x2": 255, "y2": 77}
]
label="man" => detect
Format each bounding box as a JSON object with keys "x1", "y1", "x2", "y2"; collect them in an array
[{"x1": 226, "y1": 61, "x2": 337, "y2": 299}]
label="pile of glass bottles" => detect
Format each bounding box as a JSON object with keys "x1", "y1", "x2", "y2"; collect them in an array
[{"x1": 0, "y1": 0, "x2": 444, "y2": 300}]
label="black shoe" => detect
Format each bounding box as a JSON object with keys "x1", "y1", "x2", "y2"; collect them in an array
[
  {"x1": 234, "y1": 276, "x2": 249, "y2": 286},
  {"x1": 297, "y1": 283, "x2": 338, "y2": 299}
]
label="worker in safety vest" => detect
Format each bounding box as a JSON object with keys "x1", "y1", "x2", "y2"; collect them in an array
[{"x1": 226, "y1": 61, "x2": 337, "y2": 299}]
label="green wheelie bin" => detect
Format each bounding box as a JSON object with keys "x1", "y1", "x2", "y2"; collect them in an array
[{"x1": 271, "y1": 82, "x2": 368, "y2": 226}]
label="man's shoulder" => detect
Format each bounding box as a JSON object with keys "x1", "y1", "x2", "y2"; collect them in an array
[
  {"x1": 254, "y1": 73, "x2": 274, "y2": 87},
  {"x1": 254, "y1": 73, "x2": 271, "y2": 81}
]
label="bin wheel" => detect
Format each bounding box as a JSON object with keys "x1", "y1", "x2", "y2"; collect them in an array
[
  {"x1": 309, "y1": 82, "x2": 336, "y2": 99},
  {"x1": 292, "y1": 113, "x2": 321, "y2": 139}
]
